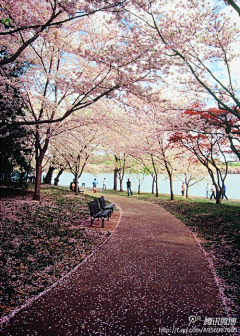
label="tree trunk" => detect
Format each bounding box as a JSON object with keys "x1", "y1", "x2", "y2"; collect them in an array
[
  {"x1": 184, "y1": 175, "x2": 188, "y2": 198},
  {"x1": 216, "y1": 189, "x2": 222, "y2": 204},
  {"x1": 75, "y1": 173, "x2": 79, "y2": 195},
  {"x1": 54, "y1": 168, "x2": 64, "y2": 186},
  {"x1": 119, "y1": 178, "x2": 124, "y2": 192},
  {"x1": 33, "y1": 130, "x2": 50, "y2": 201},
  {"x1": 169, "y1": 175, "x2": 174, "y2": 200},
  {"x1": 113, "y1": 168, "x2": 118, "y2": 190},
  {"x1": 165, "y1": 162, "x2": 174, "y2": 201},
  {"x1": 138, "y1": 179, "x2": 140, "y2": 195},
  {"x1": 152, "y1": 175, "x2": 155, "y2": 194},
  {"x1": 44, "y1": 166, "x2": 55, "y2": 184},
  {"x1": 151, "y1": 156, "x2": 158, "y2": 197},
  {"x1": 34, "y1": 158, "x2": 42, "y2": 201},
  {"x1": 155, "y1": 174, "x2": 159, "y2": 197}
]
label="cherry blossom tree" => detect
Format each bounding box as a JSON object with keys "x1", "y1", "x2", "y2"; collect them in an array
[
  {"x1": 127, "y1": 159, "x2": 147, "y2": 194},
  {"x1": 125, "y1": 120, "x2": 160, "y2": 196},
  {"x1": 127, "y1": 92, "x2": 237, "y2": 202},
  {"x1": 43, "y1": 166, "x2": 55, "y2": 185},
  {"x1": 123, "y1": 0, "x2": 240, "y2": 158},
  {"x1": 103, "y1": 142, "x2": 130, "y2": 192},
  {"x1": 192, "y1": 106, "x2": 240, "y2": 163},
  {"x1": 96, "y1": 99, "x2": 136, "y2": 192},
  {"x1": 9, "y1": 12, "x2": 153, "y2": 200},
  {"x1": 0, "y1": 0, "x2": 127, "y2": 66},
  {"x1": 124, "y1": 92, "x2": 184, "y2": 199},
  {"x1": 176, "y1": 154, "x2": 208, "y2": 198},
  {"x1": 1, "y1": 6, "x2": 153, "y2": 131},
  {"x1": 152, "y1": 135, "x2": 177, "y2": 201},
  {"x1": 53, "y1": 166, "x2": 65, "y2": 186},
  {"x1": 130, "y1": 154, "x2": 157, "y2": 195},
  {"x1": 114, "y1": 154, "x2": 126, "y2": 192},
  {"x1": 56, "y1": 123, "x2": 104, "y2": 195},
  {"x1": 42, "y1": 149, "x2": 66, "y2": 185},
  {"x1": 170, "y1": 109, "x2": 237, "y2": 204}
]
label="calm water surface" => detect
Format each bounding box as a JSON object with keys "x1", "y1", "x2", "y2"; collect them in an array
[{"x1": 52, "y1": 172, "x2": 240, "y2": 200}]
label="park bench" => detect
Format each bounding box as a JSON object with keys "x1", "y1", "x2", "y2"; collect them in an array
[
  {"x1": 6, "y1": 174, "x2": 28, "y2": 189},
  {"x1": 88, "y1": 199, "x2": 111, "y2": 228},
  {"x1": 98, "y1": 196, "x2": 115, "y2": 216}
]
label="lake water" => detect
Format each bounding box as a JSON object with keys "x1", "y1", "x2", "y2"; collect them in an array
[{"x1": 52, "y1": 171, "x2": 240, "y2": 200}]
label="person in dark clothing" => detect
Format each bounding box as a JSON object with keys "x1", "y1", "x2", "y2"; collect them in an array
[
  {"x1": 126, "y1": 178, "x2": 133, "y2": 196},
  {"x1": 70, "y1": 179, "x2": 75, "y2": 191},
  {"x1": 222, "y1": 184, "x2": 228, "y2": 200},
  {"x1": 181, "y1": 182, "x2": 185, "y2": 196},
  {"x1": 210, "y1": 184, "x2": 216, "y2": 199}
]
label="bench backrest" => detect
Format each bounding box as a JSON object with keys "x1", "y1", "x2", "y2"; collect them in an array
[
  {"x1": 99, "y1": 196, "x2": 106, "y2": 209},
  {"x1": 88, "y1": 199, "x2": 100, "y2": 216}
]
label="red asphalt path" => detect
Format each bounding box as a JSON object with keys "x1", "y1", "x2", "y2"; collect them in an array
[{"x1": 1, "y1": 196, "x2": 227, "y2": 335}]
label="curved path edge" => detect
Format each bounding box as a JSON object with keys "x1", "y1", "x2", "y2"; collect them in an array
[
  {"x1": 144, "y1": 199, "x2": 230, "y2": 317},
  {"x1": 0, "y1": 202, "x2": 123, "y2": 330}
]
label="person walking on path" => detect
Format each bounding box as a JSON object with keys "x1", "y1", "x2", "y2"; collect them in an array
[
  {"x1": 92, "y1": 178, "x2": 98, "y2": 193},
  {"x1": 126, "y1": 178, "x2": 133, "y2": 196},
  {"x1": 206, "y1": 183, "x2": 210, "y2": 198},
  {"x1": 181, "y1": 182, "x2": 185, "y2": 196},
  {"x1": 222, "y1": 184, "x2": 228, "y2": 200},
  {"x1": 103, "y1": 178, "x2": 106, "y2": 189},
  {"x1": 210, "y1": 184, "x2": 216, "y2": 199}
]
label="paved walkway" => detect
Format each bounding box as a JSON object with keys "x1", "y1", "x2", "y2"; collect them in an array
[{"x1": 1, "y1": 196, "x2": 225, "y2": 335}]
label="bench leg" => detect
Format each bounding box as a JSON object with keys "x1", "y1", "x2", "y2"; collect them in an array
[
  {"x1": 91, "y1": 217, "x2": 94, "y2": 226},
  {"x1": 102, "y1": 218, "x2": 104, "y2": 228}
]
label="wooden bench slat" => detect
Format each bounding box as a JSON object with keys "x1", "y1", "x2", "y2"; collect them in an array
[{"x1": 88, "y1": 199, "x2": 111, "y2": 228}]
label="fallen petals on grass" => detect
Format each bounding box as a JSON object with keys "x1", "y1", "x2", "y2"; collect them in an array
[{"x1": 0, "y1": 187, "x2": 110, "y2": 317}]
